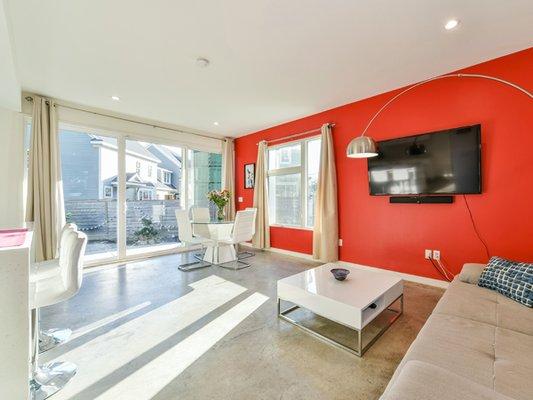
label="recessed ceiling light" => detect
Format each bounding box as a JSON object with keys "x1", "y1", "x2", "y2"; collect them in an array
[
  {"x1": 444, "y1": 19, "x2": 459, "y2": 30},
  {"x1": 196, "y1": 57, "x2": 210, "y2": 68},
  {"x1": 213, "y1": 121, "x2": 219, "y2": 126},
  {"x1": 111, "y1": 95, "x2": 120, "y2": 101}
]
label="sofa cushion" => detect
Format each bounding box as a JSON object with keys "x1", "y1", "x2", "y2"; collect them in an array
[
  {"x1": 458, "y1": 263, "x2": 487, "y2": 284},
  {"x1": 433, "y1": 279, "x2": 499, "y2": 325},
  {"x1": 399, "y1": 313, "x2": 496, "y2": 388},
  {"x1": 380, "y1": 360, "x2": 515, "y2": 400},
  {"x1": 478, "y1": 256, "x2": 533, "y2": 307},
  {"x1": 496, "y1": 295, "x2": 533, "y2": 335},
  {"x1": 493, "y1": 327, "x2": 533, "y2": 400}
]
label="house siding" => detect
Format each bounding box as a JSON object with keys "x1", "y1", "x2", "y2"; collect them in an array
[{"x1": 60, "y1": 129, "x2": 100, "y2": 200}]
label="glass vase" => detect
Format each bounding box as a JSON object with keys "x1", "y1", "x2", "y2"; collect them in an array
[{"x1": 216, "y1": 206, "x2": 225, "y2": 221}]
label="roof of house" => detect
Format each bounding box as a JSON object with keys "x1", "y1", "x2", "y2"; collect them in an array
[
  {"x1": 104, "y1": 173, "x2": 177, "y2": 192},
  {"x1": 146, "y1": 144, "x2": 182, "y2": 168},
  {"x1": 90, "y1": 135, "x2": 161, "y2": 163}
]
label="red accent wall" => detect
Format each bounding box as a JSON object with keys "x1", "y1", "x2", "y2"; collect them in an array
[{"x1": 235, "y1": 48, "x2": 533, "y2": 280}]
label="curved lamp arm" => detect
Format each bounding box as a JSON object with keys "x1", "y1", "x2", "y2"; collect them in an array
[
  {"x1": 359, "y1": 73, "x2": 533, "y2": 138},
  {"x1": 347, "y1": 73, "x2": 532, "y2": 158}
]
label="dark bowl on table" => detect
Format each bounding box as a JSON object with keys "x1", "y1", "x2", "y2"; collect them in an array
[{"x1": 331, "y1": 268, "x2": 350, "y2": 281}]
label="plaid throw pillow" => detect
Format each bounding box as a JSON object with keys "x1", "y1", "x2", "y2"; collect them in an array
[{"x1": 478, "y1": 256, "x2": 533, "y2": 307}]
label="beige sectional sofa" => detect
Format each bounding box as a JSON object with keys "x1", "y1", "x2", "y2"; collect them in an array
[{"x1": 380, "y1": 263, "x2": 533, "y2": 400}]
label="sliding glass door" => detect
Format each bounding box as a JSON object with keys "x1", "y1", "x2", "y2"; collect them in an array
[
  {"x1": 124, "y1": 139, "x2": 185, "y2": 256},
  {"x1": 186, "y1": 149, "x2": 222, "y2": 219},
  {"x1": 47, "y1": 123, "x2": 223, "y2": 264},
  {"x1": 59, "y1": 128, "x2": 119, "y2": 262}
]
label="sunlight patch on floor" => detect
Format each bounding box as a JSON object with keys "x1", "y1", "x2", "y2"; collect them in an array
[
  {"x1": 97, "y1": 292, "x2": 269, "y2": 400},
  {"x1": 69, "y1": 301, "x2": 152, "y2": 341},
  {"x1": 48, "y1": 275, "x2": 247, "y2": 399}
]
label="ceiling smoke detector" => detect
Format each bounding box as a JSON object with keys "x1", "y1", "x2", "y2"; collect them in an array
[{"x1": 196, "y1": 57, "x2": 210, "y2": 68}]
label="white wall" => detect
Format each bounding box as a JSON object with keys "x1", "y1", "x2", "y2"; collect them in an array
[
  {"x1": 0, "y1": 0, "x2": 20, "y2": 111},
  {"x1": 0, "y1": 106, "x2": 24, "y2": 228}
]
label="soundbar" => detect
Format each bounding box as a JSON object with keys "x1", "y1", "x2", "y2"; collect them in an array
[{"x1": 389, "y1": 196, "x2": 454, "y2": 204}]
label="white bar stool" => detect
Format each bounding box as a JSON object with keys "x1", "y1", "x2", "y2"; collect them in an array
[
  {"x1": 29, "y1": 228, "x2": 87, "y2": 400},
  {"x1": 31, "y1": 223, "x2": 77, "y2": 352}
]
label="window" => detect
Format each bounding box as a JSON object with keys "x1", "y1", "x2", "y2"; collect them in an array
[
  {"x1": 135, "y1": 161, "x2": 141, "y2": 174},
  {"x1": 267, "y1": 137, "x2": 321, "y2": 228},
  {"x1": 103, "y1": 185, "x2": 113, "y2": 198},
  {"x1": 137, "y1": 188, "x2": 153, "y2": 201},
  {"x1": 147, "y1": 165, "x2": 152, "y2": 177},
  {"x1": 187, "y1": 149, "x2": 222, "y2": 219},
  {"x1": 163, "y1": 171, "x2": 172, "y2": 184}
]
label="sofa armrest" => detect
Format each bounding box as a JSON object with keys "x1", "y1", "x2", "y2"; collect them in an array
[
  {"x1": 457, "y1": 263, "x2": 486, "y2": 285},
  {"x1": 380, "y1": 360, "x2": 513, "y2": 400}
]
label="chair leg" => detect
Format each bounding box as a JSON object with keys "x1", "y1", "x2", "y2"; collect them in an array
[
  {"x1": 39, "y1": 328, "x2": 72, "y2": 353},
  {"x1": 30, "y1": 309, "x2": 77, "y2": 400},
  {"x1": 236, "y1": 243, "x2": 255, "y2": 260},
  {"x1": 218, "y1": 259, "x2": 251, "y2": 270},
  {"x1": 178, "y1": 246, "x2": 212, "y2": 272}
]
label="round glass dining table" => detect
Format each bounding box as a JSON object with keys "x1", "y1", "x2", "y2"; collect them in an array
[{"x1": 191, "y1": 220, "x2": 235, "y2": 264}]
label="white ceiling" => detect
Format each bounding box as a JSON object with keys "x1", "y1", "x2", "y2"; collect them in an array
[{"x1": 6, "y1": 0, "x2": 533, "y2": 137}]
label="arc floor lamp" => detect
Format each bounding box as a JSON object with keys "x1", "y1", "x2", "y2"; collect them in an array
[{"x1": 346, "y1": 73, "x2": 533, "y2": 158}]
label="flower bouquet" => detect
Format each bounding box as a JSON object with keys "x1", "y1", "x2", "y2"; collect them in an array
[{"x1": 207, "y1": 189, "x2": 231, "y2": 221}]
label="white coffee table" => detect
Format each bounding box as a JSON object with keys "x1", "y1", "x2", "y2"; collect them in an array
[{"x1": 277, "y1": 263, "x2": 403, "y2": 356}]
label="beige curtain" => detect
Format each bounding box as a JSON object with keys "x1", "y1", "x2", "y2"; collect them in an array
[
  {"x1": 222, "y1": 138, "x2": 236, "y2": 220},
  {"x1": 313, "y1": 124, "x2": 338, "y2": 262},
  {"x1": 252, "y1": 140, "x2": 270, "y2": 249},
  {"x1": 25, "y1": 96, "x2": 65, "y2": 262}
]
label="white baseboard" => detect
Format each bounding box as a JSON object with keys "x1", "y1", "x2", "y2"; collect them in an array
[
  {"x1": 242, "y1": 243, "x2": 449, "y2": 289},
  {"x1": 334, "y1": 260, "x2": 449, "y2": 289}
]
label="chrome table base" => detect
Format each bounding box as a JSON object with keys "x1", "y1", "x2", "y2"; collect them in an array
[
  {"x1": 218, "y1": 259, "x2": 251, "y2": 270},
  {"x1": 39, "y1": 328, "x2": 72, "y2": 353},
  {"x1": 278, "y1": 295, "x2": 403, "y2": 357},
  {"x1": 30, "y1": 361, "x2": 77, "y2": 400}
]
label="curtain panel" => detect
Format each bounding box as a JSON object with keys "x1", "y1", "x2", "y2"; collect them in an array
[
  {"x1": 25, "y1": 96, "x2": 65, "y2": 261},
  {"x1": 312, "y1": 123, "x2": 339, "y2": 262},
  {"x1": 252, "y1": 140, "x2": 270, "y2": 249},
  {"x1": 222, "y1": 137, "x2": 236, "y2": 220}
]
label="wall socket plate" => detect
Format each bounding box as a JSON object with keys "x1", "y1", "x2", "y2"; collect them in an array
[
  {"x1": 425, "y1": 249, "x2": 432, "y2": 259},
  {"x1": 238, "y1": 197, "x2": 243, "y2": 203},
  {"x1": 432, "y1": 250, "x2": 441, "y2": 261},
  {"x1": 338, "y1": 239, "x2": 343, "y2": 246}
]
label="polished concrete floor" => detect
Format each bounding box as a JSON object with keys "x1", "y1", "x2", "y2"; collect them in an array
[{"x1": 40, "y1": 250, "x2": 444, "y2": 400}]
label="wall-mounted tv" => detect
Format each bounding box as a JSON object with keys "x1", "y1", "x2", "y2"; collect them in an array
[{"x1": 368, "y1": 125, "x2": 481, "y2": 196}]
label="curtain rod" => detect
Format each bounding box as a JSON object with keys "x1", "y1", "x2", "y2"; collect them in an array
[
  {"x1": 24, "y1": 95, "x2": 223, "y2": 142},
  {"x1": 257, "y1": 123, "x2": 335, "y2": 146}
]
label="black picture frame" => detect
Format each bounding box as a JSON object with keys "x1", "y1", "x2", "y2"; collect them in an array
[{"x1": 244, "y1": 163, "x2": 255, "y2": 189}]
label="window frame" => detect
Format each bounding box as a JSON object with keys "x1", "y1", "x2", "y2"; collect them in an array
[
  {"x1": 24, "y1": 115, "x2": 223, "y2": 267},
  {"x1": 267, "y1": 135, "x2": 320, "y2": 230},
  {"x1": 103, "y1": 185, "x2": 114, "y2": 199}
]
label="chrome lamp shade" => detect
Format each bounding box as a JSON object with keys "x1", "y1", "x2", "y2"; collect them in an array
[{"x1": 346, "y1": 136, "x2": 378, "y2": 158}]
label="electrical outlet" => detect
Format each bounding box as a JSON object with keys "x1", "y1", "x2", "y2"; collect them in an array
[
  {"x1": 338, "y1": 239, "x2": 343, "y2": 246},
  {"x1": 433, "y1": 250, "x2": 441, "y2": 261},
  {"x1": 425, "y1": 249, "x2": 432, "y2": 259},
  {"x1": 238, "y1": 197, "x2": 243, "y2": 203}
]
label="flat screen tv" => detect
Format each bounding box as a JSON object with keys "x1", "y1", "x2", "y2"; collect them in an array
[{"x1": 368, "y1": 125, "x2": 481, "y2": 195}]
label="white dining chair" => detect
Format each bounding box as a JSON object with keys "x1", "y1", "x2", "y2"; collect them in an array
[
  {"x1": 176, "y1": 209, "x2": 214, "y2": 271},
  {"x1": 237, "y1": 207, "x2": 257, "y2": 260},
  {"x1": 218, "y1": 209, "x2": 256, "y2": 270},
  {"x1": 29, "y1": 228, "x2": 87, "y2": 400},
  {"x1": 191, "y1": 206, "x2": 210, "y2": 239}
]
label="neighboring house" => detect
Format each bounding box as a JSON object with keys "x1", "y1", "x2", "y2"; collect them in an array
[
  {"x1": 60, "y1": 130, "x2": 179, "y2": 201},
  {"x1": 145, "y1": 144, "x2": 182, "y2": 200}
]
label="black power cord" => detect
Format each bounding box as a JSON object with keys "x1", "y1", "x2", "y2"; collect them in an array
[{"x1": 463, "y1": 194, "x2": 491, "y2": 260}]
